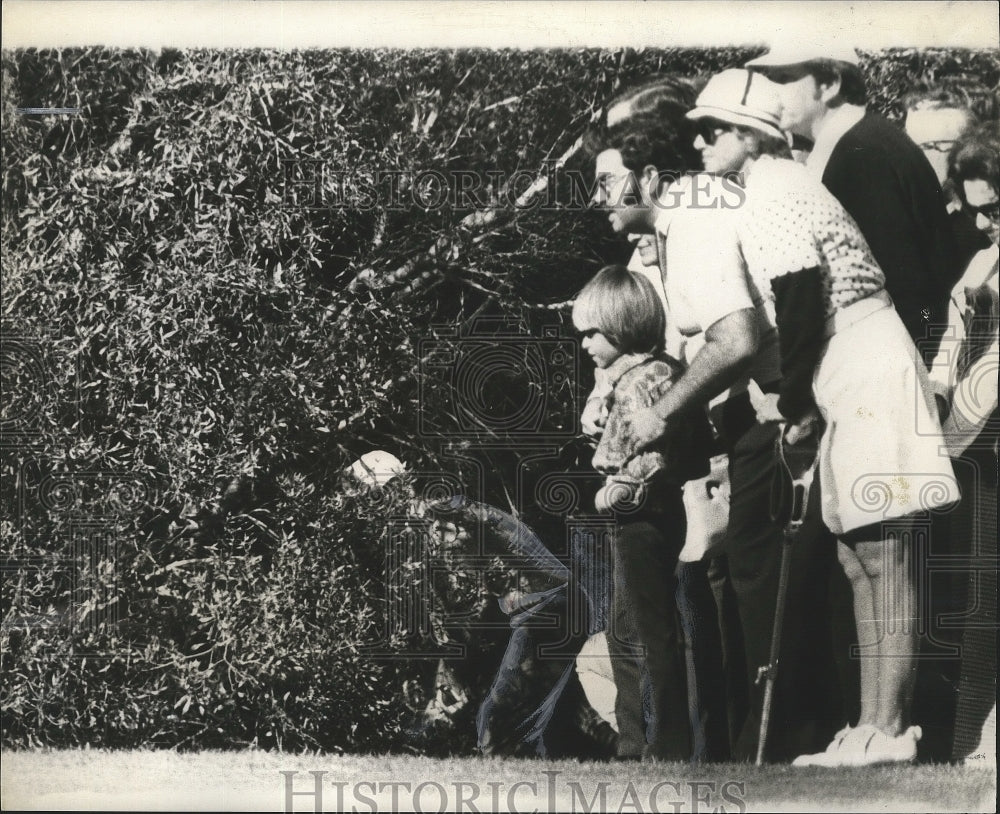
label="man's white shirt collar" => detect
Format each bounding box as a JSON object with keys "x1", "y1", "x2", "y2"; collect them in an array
[{"x1": 805, "y1": 104, "x2": 866, "y2": 179}]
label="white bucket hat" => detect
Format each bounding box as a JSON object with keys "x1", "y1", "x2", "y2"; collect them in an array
[
  {"x1": 686, "y1": 69, "x2": 785, "y2": 141},
  {"x1": 349, "y1": 450, "x2": 408, "y2": 488},
  {"x1": 745, "y1": 41, "x2": 860, "y2": 68}
]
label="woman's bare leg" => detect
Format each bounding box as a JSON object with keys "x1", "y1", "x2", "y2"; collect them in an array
[
  {"x1": 836, "y1": 541, "x2": 880, "y2": 727},
  {"x1": 853, "y1": 530, "x2": 918, "y2": 736}
]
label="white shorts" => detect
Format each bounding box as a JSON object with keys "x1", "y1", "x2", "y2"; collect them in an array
[{"x1": 814, "y1": 303, "x2": 960, "y2": 535}]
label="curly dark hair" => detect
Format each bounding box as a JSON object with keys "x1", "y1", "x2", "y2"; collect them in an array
[
  {"x1": 584, "y1": 75, "x2": 704, "y2": 176},
  {"x1": 904, "y1": 77, "x2": 1000, "y2": 124},
  {"x1": 948, "y1": 119, "x2": 1000, "y2": 194}
]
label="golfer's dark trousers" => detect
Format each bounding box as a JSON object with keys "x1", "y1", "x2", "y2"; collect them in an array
[
  {"x1": 716, "y1": 395, "x2": 843, "y2": 763},
  {"x1": 477, "y1": 584, "x2": 594, "y2": 758},
  {"x1": 468, "y1": 500, "x2": 610, "y2": 759},
  {"x1": 606, "y1": 487, "x2": 692, "y2": 761}
]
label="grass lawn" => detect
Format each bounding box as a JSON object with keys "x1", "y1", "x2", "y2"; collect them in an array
[{"x1": 1, "y1": 749, "x2": 995, "y2": 812}]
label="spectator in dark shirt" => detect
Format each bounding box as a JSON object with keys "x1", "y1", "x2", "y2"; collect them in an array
[{"x1": 746, "y1": 43, "x2": 960, "y2": 367}]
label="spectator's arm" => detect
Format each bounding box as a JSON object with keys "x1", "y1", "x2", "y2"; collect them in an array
[
  {"x1": 770, "y1": 267, "x2": 826, "y2": 422},
  {"x1": 652, "y1": 308, "x2": 759, "y2": 422},
  {"x1": 623, "y1": 309, "x2": 758, "y2": 455},
  {"x1": 622, "y1": 206, "x2": 757, "y2": 455},
  {"x1": 941, "y1": 335, "x2": 999, "y2": 457},
  {"x1": 928, "y1": 245, "x2": 1000, "y2": 405}
]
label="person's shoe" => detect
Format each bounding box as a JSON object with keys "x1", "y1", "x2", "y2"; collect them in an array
[
  {"x1": 791, "y1": 724, "x2": 853, "y2": 767},
  {"x1": 826, "y1": 724, "x2": 880, "y2": 766},
  {"x1": 839, "y1": 725, "x2": 921, "y2": 766}
]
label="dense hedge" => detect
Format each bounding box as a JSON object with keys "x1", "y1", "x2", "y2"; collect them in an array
[{"x1": 2, "y1": 46, "x2": 998, "y2": 751}]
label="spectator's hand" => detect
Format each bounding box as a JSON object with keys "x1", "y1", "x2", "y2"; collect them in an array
[
  {"x1": 784, "y1": 408, "x2": 820, "y2": 445},
  {"x1": 621, "y1": 407, "x2": 669, "y2": 456},
  {"x1": 595, "y1": 481, "x2": 637, "y2": 513},
  {"x1": 749, "y1": 389, "x2": 783, "y2": 424},
  {"x1": 580, "y1": 396, "x2": 608, "y2": 438}
]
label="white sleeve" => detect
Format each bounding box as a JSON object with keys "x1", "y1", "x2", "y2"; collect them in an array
[
  {"x1": 930, "y1": 246, "x2": 1000, "y2": 400},
  {"x1": 941, "y1": 335, "x2": 999, "y2": 457},
  {"x1": 927, "y1": 293, "x2": 964, "y2": 399}
]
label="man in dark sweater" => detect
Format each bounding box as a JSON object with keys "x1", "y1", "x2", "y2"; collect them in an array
[{"x1": 746, "y1": 44, "x2": 960, "y2": 367}]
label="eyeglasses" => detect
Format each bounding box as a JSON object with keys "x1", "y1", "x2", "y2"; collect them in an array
[
  {"x1": 596, "y1": 171, "x2": 631, "y2": 193},
  {"x1": 966, "y1": 200, "x2": 1000, "y2": 222},
  {"x1": 918, "y1": 140, "x2": 956, "y2": 152},
  {"x1": 694, "y1": 119, "x2": 736, "y2": 146},
  {"x1": 594, "y1": 171, "x2": 642, "y2": 207}
]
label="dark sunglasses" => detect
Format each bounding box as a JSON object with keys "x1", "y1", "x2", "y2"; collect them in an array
[
  {"x1": 966, "y1": 200, "x2": 1000, "y2": 221},
  {"x1": 694, "y1": 119, "x2": 736, "y2": 146}
]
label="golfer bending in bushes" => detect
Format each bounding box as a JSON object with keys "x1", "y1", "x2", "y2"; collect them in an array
[{"x1": 344, "y1": 450, "x2": 617, "y2": 760}]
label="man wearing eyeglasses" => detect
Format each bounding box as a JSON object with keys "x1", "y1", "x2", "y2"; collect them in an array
[
  {"x1": 904, "y1": 81, "x2": 998, "y2": 277},
  {"x1": 746, "y1": 43, "x2": 960, "y2": 368},
  {"x1": 903, "y1": 79, "x2": 998, "y2": 185}
]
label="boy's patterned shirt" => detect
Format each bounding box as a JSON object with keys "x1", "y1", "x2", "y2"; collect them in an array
[{"x1": 591, "y1": 352, "x2": 708, "y2": 488}]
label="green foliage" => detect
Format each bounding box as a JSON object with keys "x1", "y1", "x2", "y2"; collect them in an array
[{"x1": 2, "y1": 45, "x2": 998, "y2": 752}]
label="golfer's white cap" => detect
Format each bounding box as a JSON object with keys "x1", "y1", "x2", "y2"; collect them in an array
[
  {"x1": 745, "y1": 41, "x2": 860, "y2": 69},
  {"x1": 686, "y1": 69, "x2": 785, "y2": 141},
  {"x1": 349, "y1": 450, "x2": 407, "y2": 488}
]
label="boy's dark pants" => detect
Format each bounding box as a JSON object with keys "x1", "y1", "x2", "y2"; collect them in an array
[
  {"x1": 477, "y1": 584, "x2": 609, "y2": 758},
  {"x1": 607, "y1": 489, "x2": 691, "y2": 760}
]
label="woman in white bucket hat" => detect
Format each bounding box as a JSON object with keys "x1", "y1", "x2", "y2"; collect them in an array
[{"x1": 685, "y1": 69, "x2": 960, "y2": 767}]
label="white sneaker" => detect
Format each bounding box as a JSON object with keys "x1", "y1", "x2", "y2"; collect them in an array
[
  {"x1": 839, "y1": 725, "x2": 922, "y2": 767},
  {"x1": 791, "y1": 724, "x2": 854, "y2": 767}
]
